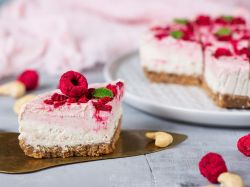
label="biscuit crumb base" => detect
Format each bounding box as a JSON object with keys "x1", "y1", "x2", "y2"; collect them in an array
[{"x1": 144, "y1": 68, "x2": 202, "y2": 86}]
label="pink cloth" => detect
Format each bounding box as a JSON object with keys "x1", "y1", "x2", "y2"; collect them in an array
[{"x1": 0, "y1": 0, "x2": 249, "y2": 78}]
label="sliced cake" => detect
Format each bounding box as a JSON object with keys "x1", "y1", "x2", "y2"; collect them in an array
[
  {"x1": 18, "y1": 71, "x2": 124, "y2": 158},
  {"x1": 204, "y1": 43, "x2": 250, "y2": 108},
  {"x1": 140, "y1": 20, "x2": 203, "y2": 85},
  {"x1": 140, "y1": 15, "x2": 250, "y2": 108}
]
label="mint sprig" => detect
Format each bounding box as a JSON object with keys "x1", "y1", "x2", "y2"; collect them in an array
[
  {"x1": 92, "y1": 88, "x2": 114, "y2": 98},
  {"x1": 170, "y1": 30, "x2": 184, "y2": 39},
  {"x1": 221, "y1": 15, "x2": 233, "y2": 22},
  {"x1": 215, "y1": 27, "x2": 232, "y2": 36},
  {"x1": 174, "y1": 18, "x2": 189, "y2": 25}
]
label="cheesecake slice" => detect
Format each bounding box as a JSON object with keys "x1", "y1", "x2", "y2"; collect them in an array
[
  {"x1": 140, "y1": 15, "x2": 250, "y2": 109},
  {"x1": 18, "y1": 71, "x2": 124, "y2": 158},
  {"x1": 204, "y1": 44, "x2": 250, "y2": 108},
  {"x1": 140, "y1": 20, "x2": 203, "y2": 86}
]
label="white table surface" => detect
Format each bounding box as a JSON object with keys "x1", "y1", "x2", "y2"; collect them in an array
[{"x1": 0, "y1": 66, "x2": 249, "y2": 187}]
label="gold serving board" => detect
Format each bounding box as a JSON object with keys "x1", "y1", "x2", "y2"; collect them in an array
[{"x1": 0, "y1": 130, "x2": 187, "y2": 174}]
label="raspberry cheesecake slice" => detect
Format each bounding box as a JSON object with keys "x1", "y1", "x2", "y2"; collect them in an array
[
  {"x1": 204, "y1": 45, "x2": 250, "y2": 108},
  {"x1": 140, "y1": 19, "x2": 203, "y2": 85},
  {"x1": 140, "y1": 15, "x2": 250, "y2": 108},
  {"x1": 18, "y1": 71, "x2": 124, "y2": 158}
]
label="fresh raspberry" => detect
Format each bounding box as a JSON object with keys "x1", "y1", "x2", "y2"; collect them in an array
[
  {"x1": 51, "y1": 93, "x2": 68, "y2": 101},
  {"x1": 59, "y1": 71, "x2": 88, "y2": 97},
  {"x1": 78, "y1": 96, "x2": 89, "y2": 103},
  {"x1": 213, "y1": 48, "x2": 233, "y2": 58},
  {"x1": 44, "y1": 99, "x2": 54, "y2": 105},
  {"x1": 237, "y1": 133, "x2": 250, "y2": 157},
  {"x1": 92, "y1": 101, "x2": 112, "y2": 112},
  {"x1": 199, "y1": 152, "x2": 228, "y2": 183},
  {"x1": 17, "y1": 70, "x2": 39, "y2": 91},
  {"x1": 106, "y1": 84, "x2": 117, "y2": 96},
  {"x1": 195, "y1": 15, "x2": 212, "y2": 26}
]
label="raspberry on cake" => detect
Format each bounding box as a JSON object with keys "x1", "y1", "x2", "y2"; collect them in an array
[
  {"x1": 140, "y1": 15, "x2": 250, "y2": 109},
  {"x1": 18, "y1": 71, "x2": 124, "y2": 158}
]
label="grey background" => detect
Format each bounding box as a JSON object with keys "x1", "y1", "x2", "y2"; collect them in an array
[{"x1": 0, "y1": 67, "x2": 249, "y2": 187}]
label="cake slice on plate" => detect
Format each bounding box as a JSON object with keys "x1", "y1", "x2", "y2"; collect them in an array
[
  {"x1": 204, "y1": 43, "x2": 250, "y2": 108},
  {"x1": 18, "y1": 71, "x2": 124, "y2": 158},
  {"x1": 140, "y1": 19, "x2": 203, "y2": 86},
  {"x1": 140, "y1": 14, "x2": 250, "y2": 108}
]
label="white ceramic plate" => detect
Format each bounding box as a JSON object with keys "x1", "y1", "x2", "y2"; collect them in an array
[{"x1": 104, "y1": 52, "x2": 250, "y2": 127}]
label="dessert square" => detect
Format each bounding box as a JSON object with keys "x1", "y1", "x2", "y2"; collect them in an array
[
  {"x1": 140, "y1": 22, "x2": 203, "y2": 86},
  {"x1": 18, "y1": 71, "x2": 124, "y2": 158},
  {"x1": 140, "y1": 15, "x2": 250, "y2": 108}
]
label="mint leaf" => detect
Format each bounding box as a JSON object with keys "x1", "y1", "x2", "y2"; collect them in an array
[
  {"x1": 221, "y1": 15, "x2": 233, "y2": 22},
  {"x1": 93, "y1": 88, "x2": 114, "y2": 98},
  {"x1": 215, "y1": 27, "x2": 231, "y2": 36},
  {"x1": 174, "y1": 18, "x2": 189, "y2": 25},
  {"x1": 170, "y1": 30, "x2": 184, "y2": 39}
]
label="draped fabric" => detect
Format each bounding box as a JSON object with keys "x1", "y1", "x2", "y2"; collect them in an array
[{"x1": 0, "y1": 0, "x2": 249, "y2": 78}]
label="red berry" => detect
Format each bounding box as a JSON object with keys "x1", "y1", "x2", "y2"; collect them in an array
[
  {"x1": 237, "y1": 133, "x2": 250, "y2": 157},
  {"x1": 195, "y1": 15, "x2": 211, "y2": 26},
  {"x1": 199, "y1": 152, "x2": 228, "y2": 183},
  {"x1": 213, "y1": 48, "x2": 233, "y2": 58},
  {"x1": 17, "y1": 70, "x2": 39, "y2": 91},
  {"x1": 59, "y1": 71, "x2": 88, "y2": 97}
]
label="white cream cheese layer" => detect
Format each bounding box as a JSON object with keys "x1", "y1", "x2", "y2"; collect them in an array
[
  {"x1": 140, "y1": 33, "x2": 203, "y2": 76},
  {"x1": 18, "y1": 111, "x2": 121, "y2": 147}
]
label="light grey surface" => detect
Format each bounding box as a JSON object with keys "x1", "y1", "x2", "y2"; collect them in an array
[{"x1": 0, "y1": 66, "x2": 250, "y2": 187}]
